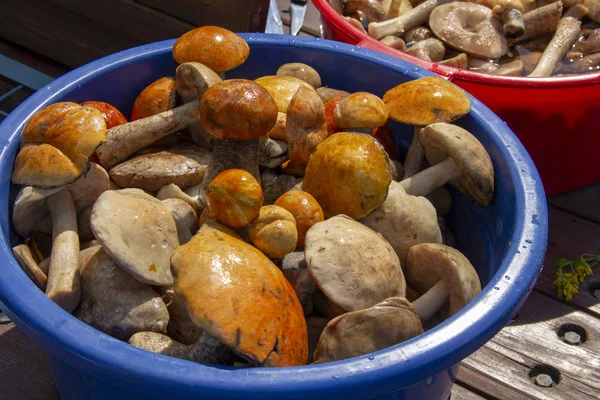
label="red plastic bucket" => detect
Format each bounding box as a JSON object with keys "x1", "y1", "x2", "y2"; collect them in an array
[{"x1": 313, "y1": 0, "x2": 600, "y2": 195}]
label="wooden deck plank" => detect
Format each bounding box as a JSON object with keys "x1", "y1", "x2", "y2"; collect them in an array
[
  {"x1": 0, "y1": 39, "x2": 69, "y2": 79},
  {"x1": 548, "y1": 181, "x2": 600, "y2": 225},
  {"x1": 533, "y1": 206, "x2": 600, "y2": 318},
  {"x1": 450, "y1": 383, "x2": 487, "y2": 400},
  {"x1": 457, "y1": 364, "x2": 529, "y2": 399}
]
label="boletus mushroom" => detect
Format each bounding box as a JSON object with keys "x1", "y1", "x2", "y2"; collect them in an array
[
  {"x1": 171, "y1": 220, "x2": 308, "y2": 366},
  {"x1": 248, "y1": 205, "x2": 298, "y2": 259}
]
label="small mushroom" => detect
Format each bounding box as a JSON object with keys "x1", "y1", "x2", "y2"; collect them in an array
[
  {"x1": 345, "y1": 0, "x2": 387, "y2": 22},
  {"x1": 303, "y1": 132, "x2": 393, "y2": 219},
  {"x1": 96, "y1": 27, "x2": 248, "y2": 169},
  {"x1": 267, "y1": 112, "x2": 287, "y2": 141},
  {"x1": 383, "y1": 76, "x2": 471, "y2": 178},
  {"x1": 276, "y1": 63, "x2": 322, "y2": 89},
  {"x1": 12, "y1": 244, "x2": 47, "y2": 290},
  {"x1": 279, "y1": 250, "x2": 318, "y2": 313},
  {"x1": 486, "y1": 0, "x2": 526, "y2": 38},
  {"x1": 284, "y1": 86, "x2": 329, "y2": 173},
  {"x1": 130, "y1": 77, "x2": 176, "y2": 121},
  {"x1": 248, "y1": 205, "x2": 298, "y2": 259},
  {"x1": 529, "y1": 11, "x2": 584, "y2": 77},
  {"x1": 400, "y1": 123, "x2": 494, "y2": 205},
  {"x1": 129, "y1": 331, "x2": 236, "y2": 365},
  {"x1": 406, "y1": 37, "x2": 446, "y2": 61},
  {"x1": 162, "y1": 198, "x2": 198, "y2": 245},
  {"x1": 171, "y1": 220, "x2": 308, "y2": 366},
  {"x1": 109, "y1": 145, "x2": 211, "y2": 192},
  {"x1": 380, "y1": 35, "x2": 407, "y2": 50},
  {"x1": 255, "y1": 75, "x2": 318, "y2": 113},
  {"x1": 429, "y1": 2, "x2": 508, "y2": 59},
  {"x1": 438, "y1": 53, "x2": 469, "y2": 68},
  {"x1": 312, "y1": 297, "x2": 424, "y2": 364},
  {"x1": 405, "y1": 243, "x2": 481, "y2": 321},
  {"x1": 274, "y1": 190, "x2": 324, "y2": 249},
  {"x1": 90, "y1": 188, "x2": 179, "y2": 286},
  {"x1": 403, "y1": 25, "x2": 433, "y2": 43},
  {"x1": 368, "y1": 0, "x2": 453, "y2": 39},
  {"x1": 572, "y1": 28, "x2": 600, "y2": 55},
  {"x1": 197, "y1": 79, "x2": 278, "y2": 205},
  {"x1": 206, "y1": 169, "x2": 264, "y2": 229},
  {"x1": 74, "y1": 245, "x2": 170, "y2": 340},
  {"x1": 361, "y1": 181, "x2": 442, "y2": 264},
  {"x1": 315, "y1": 87, "x2": 351, "y2": 103},
  {"x1": 81, "y1": 101, "x2": 127, "y2": 128},
  {"x1": 333, "y1": 92, "x2": 389, "y2": 130},
  {"x1": 305, "y1": 215, "x2": 406, "y2": 316},
  {"x1": 510, "y1": 2, "x2": 562, "y2": 43}
]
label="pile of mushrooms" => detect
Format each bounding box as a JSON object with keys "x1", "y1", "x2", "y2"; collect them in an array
[
  {"x1": 10, "y1": 25, "x2": 493, "y2": 368},
  {"x1": 331, "y1": 0, "x2": 600, "y2": 76}
]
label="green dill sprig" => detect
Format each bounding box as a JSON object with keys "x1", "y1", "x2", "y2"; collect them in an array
[{"x1": 553, "y1": 250, "x2": 600, "y2": 301}]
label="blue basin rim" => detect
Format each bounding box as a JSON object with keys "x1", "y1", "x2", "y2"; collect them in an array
[{"x1": 0, "y1": 34, "x2": 548, "y2": 397}]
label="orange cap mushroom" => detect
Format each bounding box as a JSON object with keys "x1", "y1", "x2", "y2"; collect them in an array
[
  {"x1": 248, "y1": 205, "x2": 298, "y2": 259},
  {"x1": 274, "y1": 190, "x2": 324, "y2": 249},
  {"x1": 81, "y1": 101, "x2": 127, "y2": 128},
  {"x1": 130, "y1": 77, "x2": 177, "y2": 121}
]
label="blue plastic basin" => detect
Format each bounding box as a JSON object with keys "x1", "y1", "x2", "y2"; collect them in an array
[{"x1": 0, "y1": 34, "x2": 547, "y2": 399}]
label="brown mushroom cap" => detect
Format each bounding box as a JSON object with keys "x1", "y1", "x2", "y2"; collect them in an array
[
  {"x1": 90, "y1": 188, "x2": 179, "y2": 286},
  {"x1": 383, "y1": 76, "x2": 471, "y2": 126},
  {"x1": 405, "y1": 243, "x2": 481, "y2": 316},
  {"x1": 429, "y1": 2, "x2": 508, "y2": 59},
  {"x1": 360, "y1": 181, "x2": 442, "y2": 265},
  {"x1": 131, "y1": 77, "x2": 176, "y2": 121},
  {"x1": 305, "y1": 215, "x2": 406, "y2": 314},
  {"x1": 12, "y1": 102, "x2": 107, "y2": 188},
  {"x1": 276, "y1": 63, "x2": 322, "y2": 89},
  {"x1": 333, "y1": 92, "x2": 389, "y2": 129},
  {"x1": 12, "y1": 163, "x2": 110, "y2": 238},
  {"x1": 172, "y1": 26, "x2": 250, "y2": 72},
  {"x1": 303, "y1": 132, "x2": 393, "y2": 219},
  {"x1": 199, "y1": 79, "x2": 278, "y2": 141},
  {"x1": 419, "y1": 123, "x2": 494, "y2": 205},
  {"x1": 312, "y1": 297, "x2": 423, "y2": 364},
  {"x1": 109, "y1": 145, "x2": 211, "y2": 192},
  {"x1": 171, "y1": 220, "x2": 308, "y2": 367},
  {"x1": 255, "y1": 75, "x2": 318, "y2": 113},
  {"x1": 248, "y1": 205, "x2": 298, "y2": 259}
]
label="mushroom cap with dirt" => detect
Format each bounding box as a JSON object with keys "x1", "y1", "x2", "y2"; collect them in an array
[
  {"x1": 312, "y1": 297, "x2": 423, "y2": 364},
  {"x1": 429, "y1": 2, "x2": 508, "y2": 59},
  {"x1": 360, "y1": 181, "x2": 442, "y2": 265},
  {"x1": 171, "y1": 219, "x2": 308, "y2": 367},
  {"x1": 172, "y1": 26, "x2": 250, "y2": 72},
  {"x1": 405, "y1": 243, "x2": 481, "y2": 321},
  {"x1": 304, "y1": 215, "x2": 406, "y2": 316},
  {"x1": 303, "y1": 132, "x2": 394, "y2": 219},
  {"x1": 11, "y1": 102, "x2": 107, "y2": 188},
  {"x1": 90, "y1": 188, "x2": 179, "y2": 286}
]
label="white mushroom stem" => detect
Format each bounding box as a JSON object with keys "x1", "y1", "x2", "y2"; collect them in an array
[
  {"x1": 368, "y1": 0, "x2": 452, "y2": 39},
  {"x1": 96, "y1": 101, "x2": 198, "y2": 169},
  {"x1": 529, "y1": 16, "x2": 582, "y2": 77},
  {"x1": 12, "y1": 244, "x2": 47, "y2": 290},
  {"x1": 511, "y1": 2, "x2": 562, "y2": 43},
  {"x1": 400, "y1": 157, "x2": 461, "y2": 197},
  {"x1": 402, "y1": 127, "x2": 425, "y2": 179},
  {"x1": 412, "y1": 279, "x2": 449, "y2": 320},
  {"x1": 502, "y1": 9, "x2": 525, "y2": 38},
  {"x1": 45, "y1": 190, "x2": 81, "y2": 313}
]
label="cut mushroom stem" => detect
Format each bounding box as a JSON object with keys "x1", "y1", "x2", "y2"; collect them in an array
[
  {"x1": 12, "y1": 244, "x2": 47, "y2": 290},
  {"x1": 45, "y1": 190, "x2": 81, "y2": 313},
  {"x1": 529, "y1": 16, "x2": 582, "y2": 77},
  {"x1": 502, "y1": 9, "x2": 525, "y2": 38},
  {"x1": 511, "y1": 2, "x2": 562, "y2": 43},
  {"x1": 96, "y1": 101, "x2": 198, "y2": 169},
  {"x1": 400, "y1": 157, "x2": 460, "y2": 196},
  {"x1": 563, "y1": 3, "x2": 589, "y2": 19},
  {"x1": 368, "y1": 0, "x2": 452, "y2": 39},
  {"x1": 403, "y1": 127, "x2": 425, "y2": 178},
  {"x1": 411, "y1": 279, "x2": 448, "y2": 321}
]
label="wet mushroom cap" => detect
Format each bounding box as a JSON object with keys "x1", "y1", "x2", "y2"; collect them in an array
[
  {"x1": 255, "y1": 75, "x2": 318, "y2": 113},
  {"x1": 199, "y1": 79, "x2": 278, "y2": 140},
  {"x1": 81, "y1": 101, "x2": 127, "y2": 128},
  {"x1": 90, "y1": 188, "x2": 179, "y2": 286},
  {"x1": 274, "y1": 190, "x2": 324, "y2": 249},
  {"x1": 171, "y1": 220, "x2": 308, "y2": 367},
  {"x1": 383, "y1": 76, "x2": 471, "y2": 126},
  {"x1": 130, "y1": 77, "x2": 177, "y2": 121},
  {"x1": 333, "y1": 92, "x2": 389, "y2": 128},
  {"x1": 312, "y1": 297, "x2": 423, "y2": 364},
  {"x1": 11, "y1": 102, "x2": 107, "y2": 188},
  {"x1": 305, "y1": 215, "x2": 406, "y2": 313},
  {"x1": 172, "y1": 26, "x2": 250, "y2": 72},
  {"x1": 303, "y1": 132, "x2": 393, "y2": 219},
  {"x1": 206, "y1": 168, "x2": 264, "y2": 229},
  {"x1": 419, "y1": 123, "x2": 494, "y2": 205},
  {"x1": 405, "y1": 243, "x2": 481, "y2": 316},
  {"x1": 429, "y1": 2, "x2": 508, "y2": 59},
  {"x1": 276, "y1": 63, "x2": 322, "y2": 89},
  {"x1": 248, "y1": 205, "x2": 298, "y2": 259}
]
